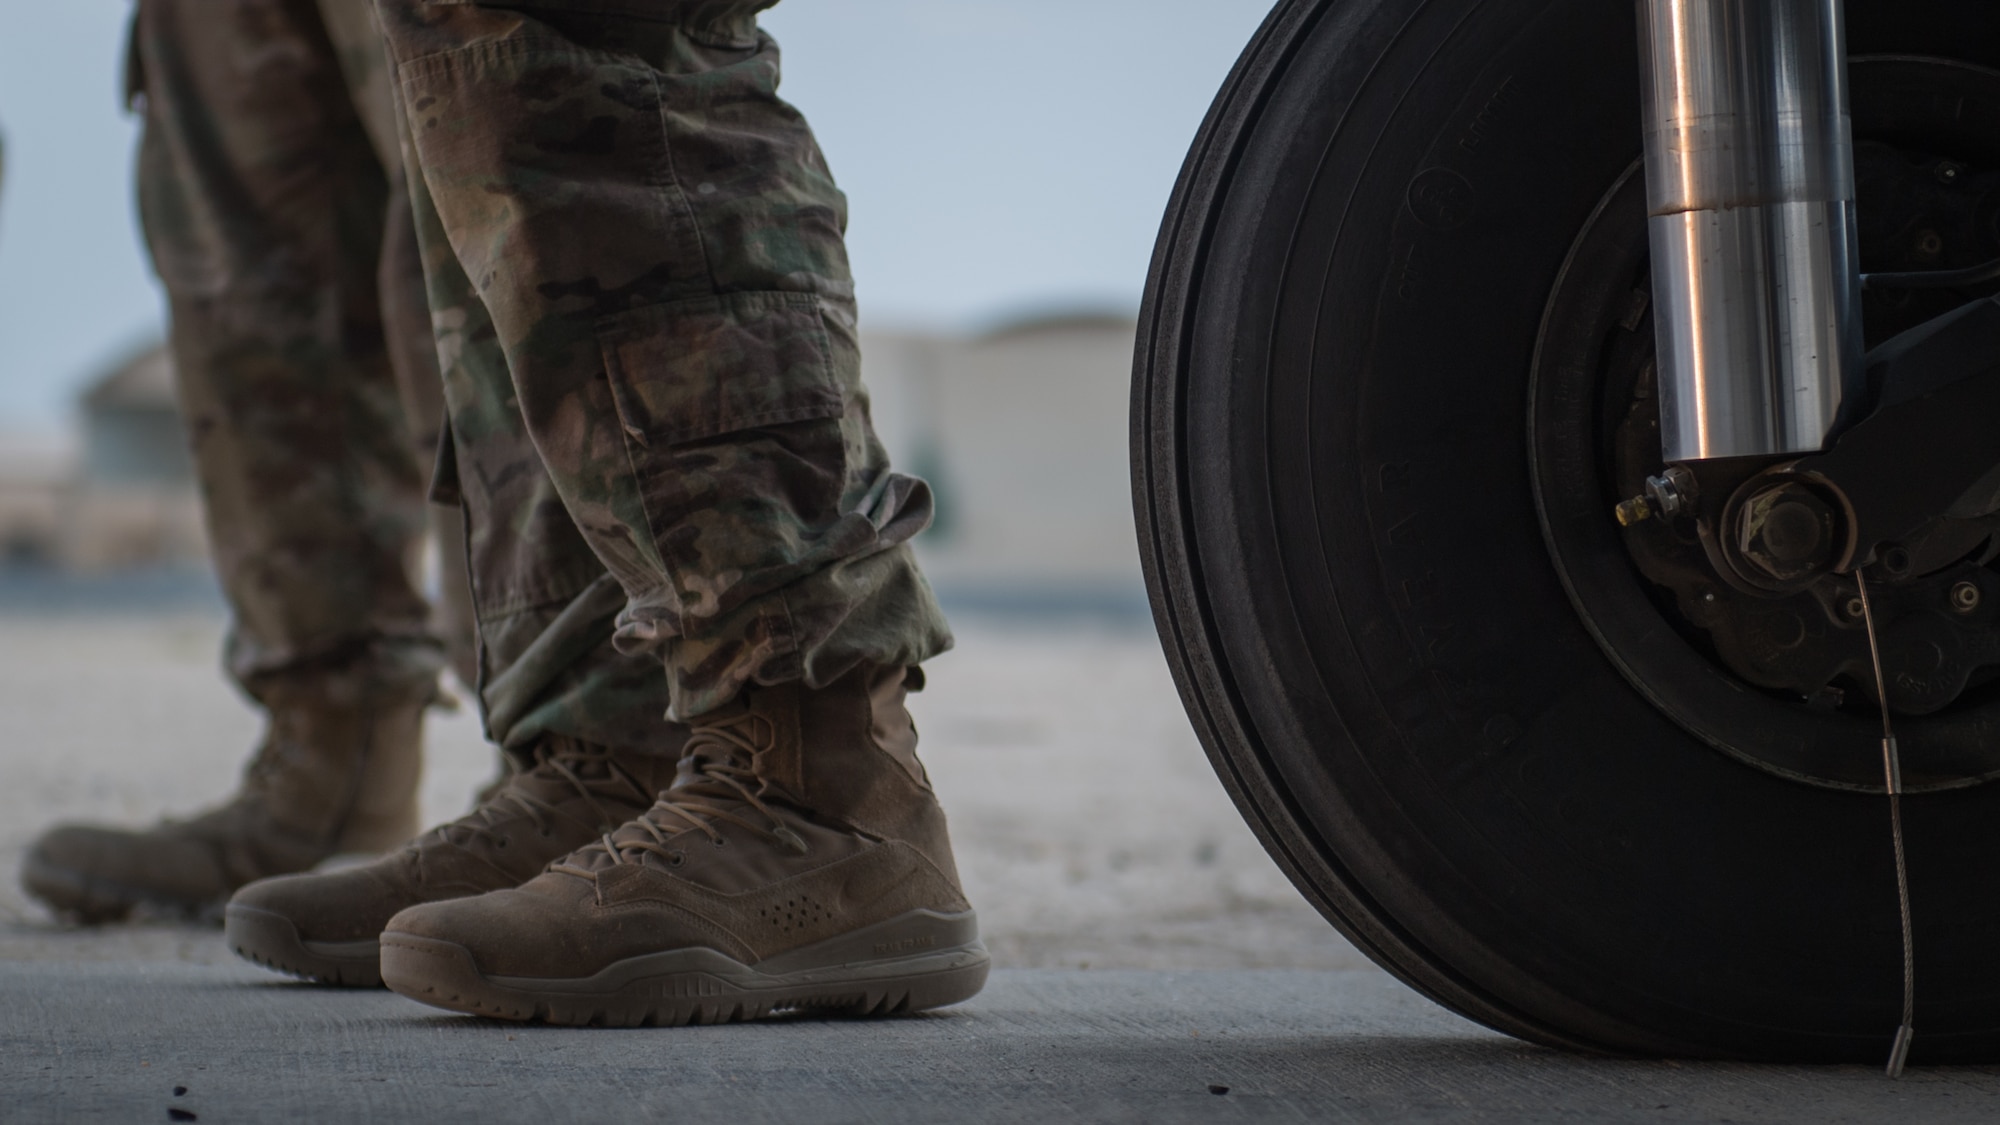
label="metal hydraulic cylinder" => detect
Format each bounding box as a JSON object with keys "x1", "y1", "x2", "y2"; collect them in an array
[{"x1": 1637, "y1": 0, "x2": 1863, "y2": 462}]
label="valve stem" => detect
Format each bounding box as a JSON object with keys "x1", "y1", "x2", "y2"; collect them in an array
[
  {"x1": 1613, "y1": 496, "x2": 1654, "y2": 526},
  {"x1": 1613, "y1": 465, "x2": 1697, "y2": 526}
]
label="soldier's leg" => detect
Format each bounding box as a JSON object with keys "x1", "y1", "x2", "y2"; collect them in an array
[
  {"x1": 317, "y1": 0, "x2": 479, "y2": 690},
  {"x1": 377, "y1": 0, "x2": 952, "y2": 720},
  {"x1": 336, "y1": 0, "x2": 680, "y2": 757},
  {"x1": 223, "y1": 81, "x2": 694, "y2": 988},
  {"x1": 369, "y1": 2, "x2": 985, "y2": 1023},
  {"x1": 20, "y1": 0, "x2": 443, "y2": 924}
]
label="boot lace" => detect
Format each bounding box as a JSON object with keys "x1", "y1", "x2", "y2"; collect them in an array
[
  {"x1": 428, "y1": 738, "x2": 652, "y2": 850},
  {"x1": 553, "y1": 708, "x2": 808, "y2": 875}
]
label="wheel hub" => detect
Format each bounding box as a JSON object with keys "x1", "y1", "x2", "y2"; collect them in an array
[{"x1": 1532, "y1": 57, "x2": 2000, "y2": 789}]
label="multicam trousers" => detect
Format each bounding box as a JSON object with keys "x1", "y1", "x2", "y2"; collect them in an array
[
  {"x1": 376, "y1": 0, "x2": 954, "y2": 725},
  {"x1": 138, "y1": 0, "x2": 950, "y2": 754},
  {"x1": 132, "y1": 0, "x2": 475, "y2": 710}
]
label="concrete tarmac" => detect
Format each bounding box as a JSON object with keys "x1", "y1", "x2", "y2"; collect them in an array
[
  {"x1": 0, "y1": 614, "x2": 1362, "y2": 971},
  {"x1": 10, "y1": 611, "x2": 2000, "y2": 1121},
  {"x1": 9, "y1": 960, "x2": 2000, "y2": 1124}
]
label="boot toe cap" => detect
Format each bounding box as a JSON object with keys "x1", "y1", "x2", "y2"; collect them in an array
[
  {"x1": 26, "y1": 824, "x2": 113, "y2": 874},
  {"x1": 22, "y1": 824, "x2": 231, "y2": 918},
  {"x1": 384, "y1": 873, "x2": 640, "y2": 978},
  {"x1": 230, "y1": 866, "x2": 401, "y2": 945}
]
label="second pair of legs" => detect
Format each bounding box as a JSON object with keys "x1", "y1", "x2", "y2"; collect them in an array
[
  {"x1": 22, "y1": 0, "x2": 986, "y2": 1027},
  {"x1": 225, "y1": 663, "x2": 987, "y2": 1026}
]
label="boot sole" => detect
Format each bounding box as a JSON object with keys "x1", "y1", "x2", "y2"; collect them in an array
[
  {"x1": 380, "y1": 909, "x2": 990, "y2": 1026},
  {"x1": 224, "y1": 904, "x2": 384, "y2": 988},
  {"x1": 19, "y1": 853, "x2": 220, "y2": 925}
]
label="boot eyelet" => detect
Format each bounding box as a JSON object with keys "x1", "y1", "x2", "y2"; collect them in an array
[
  {"x1": 669, "y1": 851, "x2": 686, "y2": 867},
  {"x1": 713, "y1": 836, "x2": 727, "y2": 848}
]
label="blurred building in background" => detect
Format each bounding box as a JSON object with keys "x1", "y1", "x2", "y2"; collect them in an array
[
  {"x1": 0, "y1": 343, "x2": 204, "y2": 572},
  {"x1": 0, "y1": 313, "x2": 1146, "y2": 616},
  {"x1": 866, "y1": 311, "x2": 1145, "y2": 619},
  {"x1": 0, "y1": 431, "x2": 66, "y2": 567},
  {"x1": 65, "y1": 346, "x2": 204, "y2": 569}
]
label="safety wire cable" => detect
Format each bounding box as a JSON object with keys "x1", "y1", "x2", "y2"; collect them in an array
[{"x1": 1854, "y1": 572, "x2": 1916, "y2": 1078}]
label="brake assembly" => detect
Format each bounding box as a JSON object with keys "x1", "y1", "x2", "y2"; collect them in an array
[{"x1": 1618, "y1": 294, "x2": 2000, "y2": 714}]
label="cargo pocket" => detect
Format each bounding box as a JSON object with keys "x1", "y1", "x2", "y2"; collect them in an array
[
  {"x1": 596, "y1": 290, "x2": 851, "y2": 623},
  {"x1": 597, "y1": 290, "x2": 844, "y2": 449}
]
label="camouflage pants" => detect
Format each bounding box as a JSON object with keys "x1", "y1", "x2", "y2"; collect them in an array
[
  {"x1": 130, "y1": 0, "x2": 674, "y2": 755},
  {"x1": 376, "y1": 0, "x2": 954, "y2": 725},
  {"x1": 132, "y1": 0, "x2": 479, "y2": 707}
]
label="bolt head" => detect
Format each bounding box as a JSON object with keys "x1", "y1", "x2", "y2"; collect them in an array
[
  {"x1": 1952, "y1": 581, "x2": 1982, "y2": 614},
  {"x1": 1644, "y1": 466, "x2": 1696, "y2": 519}
]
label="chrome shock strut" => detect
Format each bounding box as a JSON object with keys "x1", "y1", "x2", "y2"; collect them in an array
[{"x1": 1636, "y1": 0, "x2": 1863, "y2": 462}]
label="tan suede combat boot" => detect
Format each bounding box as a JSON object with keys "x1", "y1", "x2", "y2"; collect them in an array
[
  {"x1": 225, "y1": 736, "x2": 681, "y2": 987},
  {"x1": 378, "y1": 666, "x2": 988, "y2": 1026},
  {"x1": 21, "y1": 680, "x2": 429, "y2": 924}
]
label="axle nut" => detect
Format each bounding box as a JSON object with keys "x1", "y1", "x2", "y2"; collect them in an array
[{"x1": 1736, "y1": 485, "x2": 1838, "y2": 583}]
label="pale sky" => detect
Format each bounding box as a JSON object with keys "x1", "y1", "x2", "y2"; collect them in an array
[{"x1": 0, "y1": 0, "x2": 1272, "y2": 432}]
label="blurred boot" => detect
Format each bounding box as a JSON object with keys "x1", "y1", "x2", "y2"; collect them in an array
[
  {"x1": 378, "y1": 665, "x2": 988, "y2": 1025},
  {"x1": 225, "y1": 735, "x2": 681, "y2": 987},
  {"x1": 20, "y1": 678, "x2": 430, "y2": 924}
]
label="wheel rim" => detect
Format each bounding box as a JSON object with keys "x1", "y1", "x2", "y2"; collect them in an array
[{"x1": 1532, "y1": 57, "x2": 2000, "y2": 794}]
